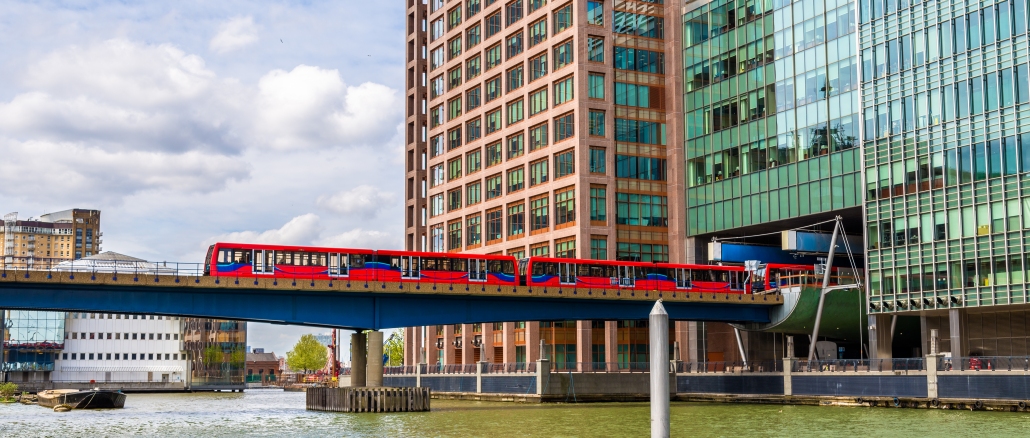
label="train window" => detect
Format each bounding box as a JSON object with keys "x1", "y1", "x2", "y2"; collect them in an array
[
  {"x1": 351, "y1": 254, "x2": 366, "y2": 268},
  {"x1": 217, "y1": 250, "x2": 226, "y2": 263},
  {"x1": 449, "y1": 258, "x2": 467, "y2": 272},
  {"x1": 421, "y1": 258, "x2": 438, "y2": 271},
  {"x1": 276, "y1": 252, "x2": 292, "y2": 266}
]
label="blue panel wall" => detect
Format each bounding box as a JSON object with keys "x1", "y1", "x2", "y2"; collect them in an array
[
  {"x1": 792, "y1": 375, "x2": 927, "y2": 398},
  {"x1": 676, "y1": 375, "x2": 783, "y2": 395},
  {"x1": 481, "y1": 376, "x2": 536, "y2": 394},
  {"x1": 421, "y1": 376, "x2": 476, "y2": 393},
  {"x1": 383, "y1": 376, "x2": 416, "y2": 387},
  {"x1": 939, "y1": 375, "x2": 1030, "y2": 400}
]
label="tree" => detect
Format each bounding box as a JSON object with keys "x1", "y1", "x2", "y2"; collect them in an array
[
  {"x1": 384, "y1": 330, "x2": 404, "y2": 366},
  {"x1": 203, "y1": 345, "x2": 223, "y2": 368},
  {"x1": 0, "y1": 382, "x2": 18, "y2": 402},
  {"x1": 287, "y1": 334, "x2": 328, "y2": 374}
]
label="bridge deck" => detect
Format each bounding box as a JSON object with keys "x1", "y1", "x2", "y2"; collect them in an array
[{"x1": 0, "y1": 271, "x2": 782, "y2": 329}]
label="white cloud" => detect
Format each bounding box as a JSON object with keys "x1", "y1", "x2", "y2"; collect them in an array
[
  {"x1": 316, "y1": 185, "x2": 396, "y2": 218},
  {"x1": 209, "y1": 16, "x2": 259, "y2": 54},
  {"x1": 317, "y1": 228, "x2": 400, "y2": 249},
  {"x1": 207, "y1": 214, "x2": 324, "y2": 246}
]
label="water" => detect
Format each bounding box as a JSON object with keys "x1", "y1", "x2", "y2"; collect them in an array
[{"x1": 2, "y1": 389, "x2": 1029, "y2": 437}]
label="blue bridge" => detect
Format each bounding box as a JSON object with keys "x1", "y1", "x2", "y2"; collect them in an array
[{"x1": 0, "y1": 270, "x2": 781, "y2": 329}]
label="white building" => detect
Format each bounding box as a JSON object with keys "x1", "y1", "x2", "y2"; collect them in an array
[{"x1": 50, "y1": 252, "x2": 188, "y2": 390}]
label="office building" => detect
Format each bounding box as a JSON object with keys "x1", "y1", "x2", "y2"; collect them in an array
[
  {"x1": 861, "y1": 0, "x2": 1030, "y2": 358},
  {"x1": 402, "y1": 0, "x2": 691, "y2": 367}
]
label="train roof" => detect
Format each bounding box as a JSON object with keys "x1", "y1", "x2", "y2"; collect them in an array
[{"x1": 211, "y1": 242, "x2": 374, "y2": 254}]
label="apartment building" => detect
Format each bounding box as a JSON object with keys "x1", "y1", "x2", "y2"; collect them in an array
[
  {"x1": 403, "y1": 0, "x2": 689, "y2": 367},
  {"x1": 1, "y1": 209, "x2": 102, "y2": 269}
]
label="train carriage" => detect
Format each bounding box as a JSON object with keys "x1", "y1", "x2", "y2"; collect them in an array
[{"x1": 523, "y1": 257, "x2": 750, "y2": 293}]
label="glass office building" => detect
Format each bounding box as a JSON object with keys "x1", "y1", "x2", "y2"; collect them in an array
[
  {"x1": 2, "y1": 310, "x2": 65, "y2": 381},
  {"x1": 862, "y1": 0, "x2": 1030, "y2": 357},
  {"x1": 683, "y1": 0, "x2": 863, "y2": 244}
]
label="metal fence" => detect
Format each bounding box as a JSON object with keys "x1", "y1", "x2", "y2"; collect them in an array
[
  {"x1": 792, "y1": 358, "x2": 925, "y2": 372},
  {"x1": 938, "y1": 356, "x2": 1030, "y2": 372},
  {"x1": 483, "y1": 362, "x2": 537, "y2": 374},
  {"x1": 676, "y1": 360, "x2": 782, "y2": 373}
]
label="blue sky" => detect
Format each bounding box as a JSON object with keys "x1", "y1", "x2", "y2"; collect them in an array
[{"x1": 0, "y1": 1, "x2": 408, "y2": 357}]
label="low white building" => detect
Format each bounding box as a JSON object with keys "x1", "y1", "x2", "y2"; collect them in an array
[{"x1": 50, "y1": 252, "x2": 188, "y2": 390}]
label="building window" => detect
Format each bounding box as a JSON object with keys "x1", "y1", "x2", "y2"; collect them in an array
[
  {"x1": 430, "y1": 105, "x2": 443, "y2": 128},
  {"x1": 448, "y1": 127, "x2": 462, "y2": 150},
  {"x1": 486, "y1": 76, "x2": 502, "y2": 101},
  {"x1": 486, "y1": 44, "x2": 503, "y2": 70},
  {"x1": 448, "y1": 6, "x2": 463, "y2": 30},
  {"x1": 507, "y1": 99, "x2": 524, "y2": 125},
  {"x1": 448, "y1": 188, "x2": 462, "y2": 212},
  {"x1": 553, "y1": 40, "x2": 573, "y2": 70},
  {"x1": 589, "y1": 147, "x2": 606, "y2": 173},
  {"x1": 555, "y1": 113, "x2": 574, "y2": 142},
  {"x1": 613, "y1": 11, "x2": 663, "y2": 39},
  {"x1": 555, "y1": 149, "x2": 574, "y2": 178},
  {"x1": 486, "y1": 208, "x2": 503, "y2": 242},
  {"x1": 507, "y1": 64, "x2": 524, "y2": 91},
  {"x1": 487, "y1": 142, "x2": 503, "y2": 167},
  {"x1": 590, "y1": 236, "x2": 607, "y2": 260},
  {"x1": 467, "y1": 87, "x2": 482, "y2": 111},
  {"x1": 467, "y1": 56, "x2": 482, "y2": 80},
  {"x1": 467, "y1": 150, "x2": 482, "y2": 174},
  {"x1": 431, "y1": 225, "x2": 444, "y2": 252},
  {"x1": 506, "y1": 0, "x2": 524, "y2": 26},
  {"x1": 507, "y1": 133, "x2": 525, "y2": 159},
  {"x1": 431, "y1": 164, "x2": 444, "y2": 187},
  {"x1": 467, "y1": 182, "x2": 482, "y2": 206},
  {"x1": 530, "y1": 159, "x2": 549, "y2": 188},
  {"x1": 555, "y1": 187, "x2": 575, "y2": 226},
  {"x1": 466, "y1": 118, "x2": 482, "y2": 142},
  {"x1": 590, "y1": 186, "x2": 607, "y2": 222},
  {"x1": 486, "y1": 174, "x2": 503, "y2": 199},
  {"x1": 553, "y1": 3, "x2": 573, "y2": 33},
  {"x1": 587, "y1": 37, "x2": 604, "y2": 62},
  {"x1": 448, "y1": 36, "x2": 463, "y2": 60},
  {"x1": 530, "y1": 123, "x2": 548, "y2": 150},
  {"x1": 589, "y1": 110, "x2": 605, "y2": 136},
  {"x1": 615, "y1": 193, "x2": 668, "y2": 227},
  {"x1": 486, "y1": 108, "x2": 502, "y2": 133},
  {"x1": 554, "y1": 76, "x2": 574, "y2": 105},
  {"x1": 614, "y1": 47, "x2": 664, "y2": 74},
  {"x1": 531, "y1": 195, "x2": 549, "y2": 231},
  {"x1": 467, "y1": 215, "x2": 482, "y2": 247},
  {"x1": 468, "y1": 0, "x2": 481, "y2": 18},
  {"x1": 507, "y1": 166, "x2": 525, "y2": 193},
  {"x1": 554, "y1": 237, "x2": 575, "y2": 258},
  {"x1": 588, "y1": 73, "x2": 605, "y2": 99},
  {"x1": 448, "y1": 221, "x2": 462, "y2": 250},
  {"x1": 529, "y1": 87, "x2": 548, "y2": 115},
  {"x1": 587, "y1": 1, "x2": 603, "y2": 26},
  {"x1": 530, "y1": 53, "x2": 548, "y2": 81},
  {"x1": 530, "y1": 18, "x2": 547, "y2": 47},
  {"x1": 616, "y1": 154, "x2": 666, "y2": 180},
  {"x1": 506, "y1": 31, "x2": 524, "y2": 58},
  {"x1": 507, "y1": 203, "x2": 525, "y2": 237},
  {"x1": 530, "y1": 242, "x2": 549, "y2": 256},
  {"x1": 431, "y1": 46, "x2": 445, "y2": 70},
  {"x1": 486, "y1": 12, "x2": 502, "y2": 38},
  {"x1": 430, "y1": 194, "x2": 444, "y2": 216},
  {"x1": 467, "y1": 24, "x2": 482, "y2": 49},
  {"x1": 616, "y1": 242, "x2": 668, "y2": 262},
  {"x1": 508, "y1": 248, "x2": 526, "y2": 259}
]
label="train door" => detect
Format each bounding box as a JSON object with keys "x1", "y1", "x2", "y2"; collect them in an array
[
  {"x1": 674, "y1": 268, "x2": 691, "y2": 289},
  {"x1": 399, "y1": 256, "x2": 420, "y2": 279},
  {"x1": 468, "y1": 259, "x2": 487, "y2": 281},
  {"x1": 618, "y1": 266, "x2": 635, "y2": 287},
  {"x1": 328, "y1": 253, "x2": 349, "y2": 277},
  {"x1": 252, "y1": 250, "x2": 273, "y2": 274},
  {"x1": 558, "y1": 263, "x2": 576, "y2": 285}
]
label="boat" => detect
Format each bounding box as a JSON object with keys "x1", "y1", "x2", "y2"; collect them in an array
[{"x1": 36, "y1": 389, "x2": 126, "y2": 409}]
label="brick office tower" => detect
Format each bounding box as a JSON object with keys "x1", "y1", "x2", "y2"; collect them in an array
[{"x1": 403, "y1": 0, "x2": 689, "y2": 368}]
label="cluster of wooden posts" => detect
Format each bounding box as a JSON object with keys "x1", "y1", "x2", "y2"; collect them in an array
[{"x1": 306, "y1": 387, "x2": 430, "y2": 413}]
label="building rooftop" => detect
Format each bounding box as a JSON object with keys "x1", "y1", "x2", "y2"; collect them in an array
[{"x1": 246, "y1": 352, "x2": 278, "y2": 362}]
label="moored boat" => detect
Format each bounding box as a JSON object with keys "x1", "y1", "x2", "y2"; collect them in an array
[{"x1": 37, "y1": 389, "x2": 126, "y2": 409}]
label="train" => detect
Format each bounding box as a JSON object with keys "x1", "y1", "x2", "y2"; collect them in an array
[{"x1": 203, "y1": 242, "x2": 786, "y2": 294}]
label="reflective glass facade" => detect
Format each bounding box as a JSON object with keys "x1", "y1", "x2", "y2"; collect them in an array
[
  {"x1": 684, "y1": 0, "x2": 863, "y2": 237},
  {"x1": 863, "y1": 0, "x2": 1030, "y2": 312},
  {"x1": 2, "y1": 310, "x2": 65, "y2": 372},
  {"x1": 182, "y1": 318, "x2": 246, "y2": 389}
]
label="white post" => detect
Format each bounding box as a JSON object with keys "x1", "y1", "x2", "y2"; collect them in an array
[{"x1": 650, "y1": 300, "x2": 670, "y2": 438}]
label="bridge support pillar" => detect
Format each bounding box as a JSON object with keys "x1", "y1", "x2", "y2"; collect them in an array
[
  {"x1": 367, "y1": 330, "x2": 384, "y2": 387},
  {"x1": 351, "y1": 332, "x2": 367, "y2": 387}
]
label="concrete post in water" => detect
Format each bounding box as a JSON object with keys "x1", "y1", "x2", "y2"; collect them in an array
[
  {"x1": 536, "y1": 359, "x2": 549, "y2": 396},
  {"x1": 649, "y1": 300, "x2": 670, "y2": 438},
  {"x1": 351, "y1": 332, "x2": 367, "y2": 387},
  {"x1": 367, "y1": 330, "x2": 384, "y2": 387},
  {"x1": 783, "y1": 335, "x2": 793, "y2": 396}
]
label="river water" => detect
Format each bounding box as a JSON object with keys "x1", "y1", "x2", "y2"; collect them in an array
[{"x1": 2, "y1": 389, "x2": 1029, "y2": 436}]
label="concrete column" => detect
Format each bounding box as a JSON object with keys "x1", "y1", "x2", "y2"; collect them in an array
[
  {"x1": 605, "y1": 320, "x2": 618, "y2": 372},
  {"x1": 442, "y1": 324, "x2": 456, "y2": 365},
  {"x1": 576, "y1": 320, "x2": 592, "y2": 371},
  {"x1": 482, "y1": 323, "x2": 494, "y2": 363},
  {"x1": 925, "y1": 354, "x2": 939, "y2": 399},
  {"x1": 674, "y1": 321, "x2": 691, "y2": 362},
  {"x1": 462, "y1": 324, "x2": 475, "y2": 364},
  {"x1": 427, "y1": 325, "x2": 440, "y2": 365},
  {"x1": 536, "y1": 359, "x2": 550, "y2": 396},
  {"x1": 782, "y1": 358, "x2": 793, "y2": 396},
  {"x1": 415, "y1": 360, "x2": 422, "y2": 388},
  {"x1": 527, "y1": 321, "x2": 541, "y2": 362},
  {"x1": 869, "y1": 314, "x2": 894, "y2": 359},
  {"x1": 367, "y1": 330, "x2": 384, "y2": 387},
  {"x1": 476, "y1": 361, "x2": 484, "y2": 393},
  {"x1": 948, "y1": 309, "x2": 966, "y2": 357},
  {"x1": 502, "y1": 322, "x2": 516, "y2": 363},
  {"x1": 403, "y1": 327, "x2": 416, "y2": 366},
  {"x1": 350, "y1": 332, "x2": 367, "y2": 387}
]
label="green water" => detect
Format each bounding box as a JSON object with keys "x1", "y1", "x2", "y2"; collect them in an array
[{"x1": 2, "y1": 389, "x2": 1028, "y2": 436}]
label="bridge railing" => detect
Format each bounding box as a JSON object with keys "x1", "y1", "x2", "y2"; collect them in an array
[
  {"x1": 675, "y1": 360, "x2": 782, "y2": 373},
  {"x1": 937, "y1": 356, "x2": 1030, "y2": 372},
  {"x1": 482, "y1": 362, "x2": 536, "y2": 374},
  {"x1": 792, "y1": 358, "x2": 925, "y2": 372}
]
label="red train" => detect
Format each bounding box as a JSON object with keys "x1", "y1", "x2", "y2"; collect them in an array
[{"x1": 204, "y1": 243, "x2": 753, "y2": 294}]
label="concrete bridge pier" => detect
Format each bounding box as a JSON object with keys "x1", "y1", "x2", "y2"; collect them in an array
[
  {"x1": 367, "y1": 330, "x2": 384, "y2": 387},
  {"x1": 351, "y1": 332, "x2": 367, "y2": 387}
]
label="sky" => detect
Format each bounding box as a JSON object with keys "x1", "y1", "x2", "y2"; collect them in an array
[{"x1": 0, "y1": 1, "x2": 408, "y2": 357}]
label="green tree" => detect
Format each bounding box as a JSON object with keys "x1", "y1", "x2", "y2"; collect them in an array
[
  {"x1": 384, "y1": 330, "x2": 404, "y2": 366},
  {"x1": 203, "y1": 345, "x2": 223, "y2": 368},
  {"x1": 287, "y1": 334, "x2": 328, "y2": 374},
  {"x1": 0, "y1": 382, "x2": 18, "y2": 401},
  {"x1": 230, "y1": 347, "x2": 246, "y2": 369}
]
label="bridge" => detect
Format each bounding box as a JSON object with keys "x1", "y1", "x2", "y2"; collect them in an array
[{"x1": 0, "y1": 269, "x2": 782, "y2": 330}]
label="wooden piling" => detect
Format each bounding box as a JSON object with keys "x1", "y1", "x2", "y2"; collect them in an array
[{"x1": 307, "y1": 387, "x2": 430, "y2": 413}]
